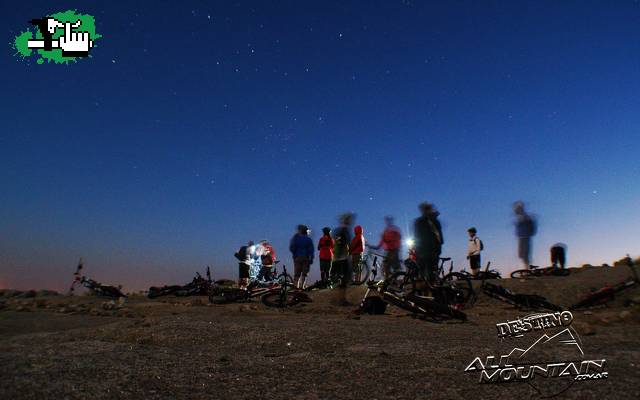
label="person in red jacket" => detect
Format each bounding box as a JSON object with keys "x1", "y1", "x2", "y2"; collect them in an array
[
  {"x1": 350, "y1": 225, "x2": 366, "y2": 282},
  {"x1": 370, "y1": 216, "x2": 402, "y2": 278},
  {"x1": 317, "y1": 227, "x2": 334, "y2": 282},
  {"x1": 257, "y1": 240, "x2": 277, "y2": 281}
]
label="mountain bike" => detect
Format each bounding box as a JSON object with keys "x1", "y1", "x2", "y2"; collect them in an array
[
  {"x1": 569, "y1": 255, "x2": 638, "y2": 310},
  {"x1": 69, "y1": 259, "x2": 127, "y2": 298},
  {"x1": 148, "y1": 267, "x2": 213, "y2": 298},
  {"x1": 510, "y1": 264, "x2": 570, "y2": 279},
  {"x1": 386, "y1": 257, "x2": 475, "y2": 309},
  {"x1": 447, "y1": 262, "x2": 502, "y2": 280},
  {"x1": 351, "y1": 251, "x2": 374, "y2": 285},
  {"x1": 261, "y1": 265, "x2": 311, "y2": 308},
  {"x1": 482, "y1": 282, "x2": 562, "y2": 311},
  {"x1": 362, "y1": 276, "x2": 467, "y2": 321}
]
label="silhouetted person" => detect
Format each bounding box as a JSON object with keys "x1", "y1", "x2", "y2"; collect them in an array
[
  {"x1": 513, "y1": 201, "x2": 537, "y2": 268},
  {"x1": 332, "y1": 213, "x2": 354, "y2": 305},
  {"x1": 289, "y1": 225, "x2": 314, "y2": 289},
  {"x1": 550, "y1": 243, "x2": 567, "y2": 270},
  {"x1": 414, "y1": 202, "x2": 444, "y2": 284}
]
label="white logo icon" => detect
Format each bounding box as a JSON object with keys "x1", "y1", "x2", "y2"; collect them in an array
[{"x1": 27, "y1": 17, "x2": 94, "y2": 56}]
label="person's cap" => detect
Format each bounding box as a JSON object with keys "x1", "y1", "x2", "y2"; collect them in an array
[
  {"x1": 322, "y1": 227, "x2": 331, "y2": 234},
  {"x1": 467, "y1": 227, "x2": 477, "y2": 233}
]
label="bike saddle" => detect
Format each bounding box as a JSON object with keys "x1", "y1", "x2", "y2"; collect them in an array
[{"x1": 440, "y1": 257, "x2": 451, "y2": 262}]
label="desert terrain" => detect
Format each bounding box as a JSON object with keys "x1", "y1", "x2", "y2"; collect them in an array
[{"x1": 1, "y1": 264, "x2": 639, "y2": 399}]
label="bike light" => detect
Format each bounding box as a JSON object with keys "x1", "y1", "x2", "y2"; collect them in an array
[{"x1": 405, "y1": 238, "x2": 415, "y2": 248}]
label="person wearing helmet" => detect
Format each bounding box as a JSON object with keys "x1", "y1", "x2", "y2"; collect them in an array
[
  {"x1": 289, "y1": 225, "x2": 314, "y2": 289},
  {"x1": 317, "y1": 227, "x2": 334, "y2": 282}
]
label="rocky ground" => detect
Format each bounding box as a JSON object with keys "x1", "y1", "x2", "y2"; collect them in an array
[{"x1": 1, "y1": 264, "x2": 639, "y2": 399}]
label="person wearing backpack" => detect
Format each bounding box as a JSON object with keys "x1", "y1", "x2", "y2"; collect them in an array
[
  {"x1": 513, "y1": 201, "x2": 537, "y2": 268},
  {"x1": 234, "y1": 241, "x2": 254, "y2": 289},
  {"x1": 466, "y1": 227, "x2": 483, "y2": 277}
]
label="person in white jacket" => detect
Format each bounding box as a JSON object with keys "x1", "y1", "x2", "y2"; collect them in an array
[{"x1": 467, "y1": 227, "x2": 482, "y2": 277}]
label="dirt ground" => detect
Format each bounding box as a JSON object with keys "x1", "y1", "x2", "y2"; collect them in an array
[{"x1": 1, "y1": 265, "x2": 639, "y2": 399}]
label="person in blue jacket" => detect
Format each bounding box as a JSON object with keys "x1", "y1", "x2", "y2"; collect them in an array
[{"x1": 290, "y1": 224, "x2": 314, "y2": 289}]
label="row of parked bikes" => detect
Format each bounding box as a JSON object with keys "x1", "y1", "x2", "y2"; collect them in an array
[{"x1": 68, "y1": 252, "x2": 639, "y2": 320}]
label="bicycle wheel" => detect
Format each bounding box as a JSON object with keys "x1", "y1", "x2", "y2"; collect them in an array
[
  {"x1": 261, "y1": 291, "x2": 301, "y2": 308},
  {"x1": 442, "y1": 272, "x2": 475, "y2": 307},
  {"x1": 351, "y1": 259, "x2": 370, "y2": 285},
  {"x1": 384, "y1": 271, "x2": 417, "y2": 295},
  {"x1": 510, "y1": 269, "x2": 533, "y2": 279}
]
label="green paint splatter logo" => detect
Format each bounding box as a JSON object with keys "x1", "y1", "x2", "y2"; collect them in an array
[{"x1": 12, "y1": 10, "x2": 101, "y2": 64}]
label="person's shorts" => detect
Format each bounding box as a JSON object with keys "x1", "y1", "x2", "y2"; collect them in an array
[
  {"x1": 351, "y1": 253, "x2": 363, "y2": 270},
  {"x1": 294, "y1": 257, "x2": 310, "y2": 277},
  {"x1": 320, "y1": 259, "x2": 332, "y2": 273},
  {"x1": 518, "y1": 238, "x2": 531, "y2": 261},
  {"x1": 469, "y1": 254, "x2": 481, "y2": 270},
  {"x1": 238, "y1": 263, "x2": 250, "y2": 279}
]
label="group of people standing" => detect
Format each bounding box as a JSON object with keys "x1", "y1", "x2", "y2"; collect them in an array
[{"x1": 235, "y1": 200, "x2": 563, "y2": 301}]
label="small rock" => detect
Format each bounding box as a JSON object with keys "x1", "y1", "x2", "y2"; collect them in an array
[
  {"x1": 58, "y1": 307, "x2": 67, "y2": 313},
  {"x1": 619, "y1": 310, "x2": 632, "y2": 321},
  {"x1": 577, "y1": 322, "x2": 596, "y2": 336},
  {"x1": 36, "y1": 290, "x2": 60, "y2": 297},
  {"x1": 2, "y1": 290, "x2": 23, "y2": 298},
  {"x1": 102, "y1": 300, "x2": 117, "y2": 310},
  {"x1": 16, "y1": 306, "x2": 29, "y2": 312},
  {"x1": 18, "y1": 290, "x2": 37, "y2": 298}
]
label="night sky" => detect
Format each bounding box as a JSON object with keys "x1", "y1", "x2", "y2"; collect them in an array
[{"x1": 2, "y1": 1, "x2": 639, "y2": 291}]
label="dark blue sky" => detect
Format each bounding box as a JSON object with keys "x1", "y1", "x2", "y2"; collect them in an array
[{"x1": 2, "y1": 1, "x2": 639, "y2": 290}]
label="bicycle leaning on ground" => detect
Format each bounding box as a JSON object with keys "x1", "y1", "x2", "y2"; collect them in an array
[
  {"x1": 69, "y1": 259, "x2": 127, "y2": 299},
  {"x1": 360, "y1": 256, "x2": 467, "y2": 321},
  {"x1": 510, "y1": 264, "x2": 570, "y2": 279},
  {"x1": 261, "y1": 265, "x2": 312, "y2": 308},
  {"x1": 386, "y1": 256, "x2": 475, "y2": 310},
  {"x1": 569, "y1": 255, "x2": 638, "y2": 310}
]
